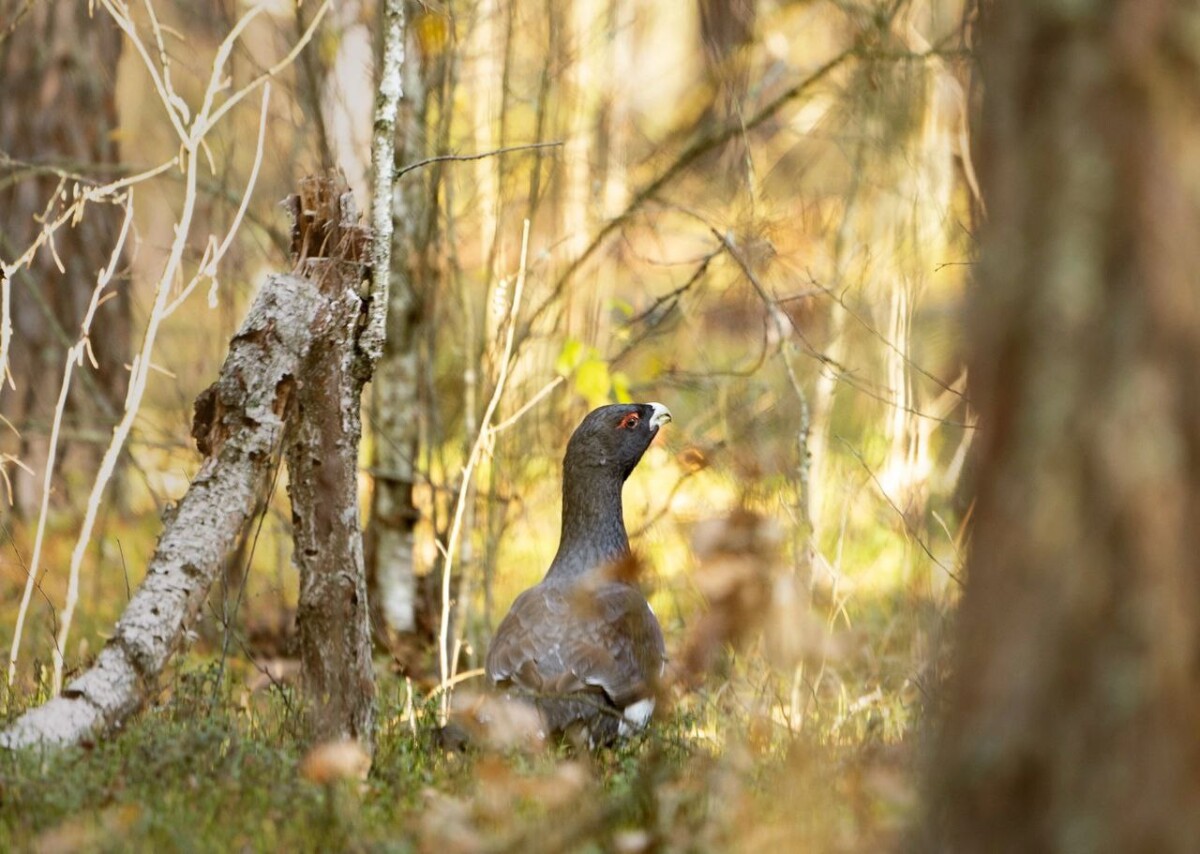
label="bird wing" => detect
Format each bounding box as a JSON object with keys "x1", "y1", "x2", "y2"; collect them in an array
[{"x1": 485, "y1": 581, "x2": 665, "y2": 709}]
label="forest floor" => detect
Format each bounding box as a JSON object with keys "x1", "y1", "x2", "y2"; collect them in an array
[
  {"x1": 0, "y1": 488, "x2": 951, "y2": 852},
  {"x1": 0, "y1": 591, "x2": 936, "y2": 853}
]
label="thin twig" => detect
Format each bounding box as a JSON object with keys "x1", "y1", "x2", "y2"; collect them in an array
[
  {"x1": 1, "y1": 520, "x2": 63, "y2": 669},
  {"x1": 396, "y1": 140, "x2": 565, "y2": 179},
  {"x1": 203, "y1": 1, "x2": 332, "y2": 135},
  {"x1": 117, "y1": 540, "x2": 131, "y2": 602},
  {"x1": 0, "y1": 158, "x2": 175, "y2": 390},
  {"x1": 211, "y1": 440, "x2": 286, "y2": 708},
  {"x1": 99, "y1": 0, "x2": 188, "y2": 142},
  {"x1": 489, "y1": 375, "x2": 564, "y2": 434},
  {"x1": 524, "y1": 46, "x2": 859, "y2": 334},
  {"x1": 424, "y1": 668, "x2": 485, "y2": 700},
  {"x1": 8, "y1": 198, "x2": 134, "y2": 687},
  {"x1": 804, "y1": 271, "x2": 968, "y2": 403},
  {"x1": 610, "y1": 245, "x2": 723, "y2": 366},
  {"x1": 0, "y1": 0, "x2": 34, "y2": 48},
  {"x1": 719, "y1": 230, "x2": 814, "y2": 532},
  {"x1": 164, "y1": 84, "x2": 273, "y2": 318},
  {"x1": 838, "y1": 437, "x2": 962, "y2": 586},
  {"x1": 437, "y1": 220, "x2": 531, "y2": 725}
]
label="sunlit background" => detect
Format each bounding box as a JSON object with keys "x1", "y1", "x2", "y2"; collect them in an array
[{"x1": 1, "y1": 0, "x2": 976, "y2": 847}]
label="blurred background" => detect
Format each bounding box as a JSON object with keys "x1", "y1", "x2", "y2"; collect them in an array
[{"x1": 0, "y1": 0, "x2": 977, "y2": 848}]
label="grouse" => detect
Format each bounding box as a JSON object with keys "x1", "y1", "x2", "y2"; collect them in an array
[{"x1": 485, "y1": 402, "x2": 672, "y2": 746}]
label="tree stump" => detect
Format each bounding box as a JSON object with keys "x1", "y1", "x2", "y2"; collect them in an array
[{"x1": 2, "y1": 175, "x2": 378, "y2": 751}]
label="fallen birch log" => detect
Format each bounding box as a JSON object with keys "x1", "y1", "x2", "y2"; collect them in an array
[
  {"x1": 2, "y1": 175, "x2": 377, "y2": 752},
  {"x1": 1, "y1": 274, "x2": 322, "y2": 749}
]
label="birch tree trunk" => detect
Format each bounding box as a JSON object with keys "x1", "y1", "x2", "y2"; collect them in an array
[
  {"x1": 2, "y1": 175, "x2": 378, "y2": 751},
  {"x1": 320, "y1": 0, "x2": 376, "y2": 204},
  {"x1": 0, "y1": 274, "x2": 323, "y2": 749},
  {"x1": 368, "y1": 0, "x2": 429, "y2": 637},
  {"x1": 926, "y1": 2, "x2": 1200, "y2": 849}
]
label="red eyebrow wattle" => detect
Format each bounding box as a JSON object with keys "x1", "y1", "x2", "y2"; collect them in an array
[{"x1": 618, "y1": 412, "x2": 640, "y2": 429}]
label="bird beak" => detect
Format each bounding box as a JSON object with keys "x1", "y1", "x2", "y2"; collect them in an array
[{"x1": 648, "y1": 402, "x2": 672, "y2": 429}]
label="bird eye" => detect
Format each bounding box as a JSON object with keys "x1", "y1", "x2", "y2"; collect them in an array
[{"x1": 618, "y1": 412, "x2": 641, "y2": 429}]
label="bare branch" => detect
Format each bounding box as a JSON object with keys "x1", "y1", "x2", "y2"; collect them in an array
[
  {"x1": 527, "y1": 46, "x2": 860, "y2": 332},
  {"x1": 438, "y1": 220, "x2": 531, "y2": 725},
  {"x1": 8, "y1": 199, "x2": 135, "y2": 686},
  {"x1": 396, "y1": 141, "x2": 565, "y2": 179}
]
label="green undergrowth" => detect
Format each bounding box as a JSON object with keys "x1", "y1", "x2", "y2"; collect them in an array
[{"x1": 0, "y1": 642, "x2": 925, "y2": 853}]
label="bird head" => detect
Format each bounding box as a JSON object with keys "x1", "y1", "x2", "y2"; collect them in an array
[{"x1": 563, "y1": 402, "x2": 672, "y2": 480}]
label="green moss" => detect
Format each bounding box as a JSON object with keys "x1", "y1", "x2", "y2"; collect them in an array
[{"x1": 0, "y1": 635, "x2": 927, "y2": 851}]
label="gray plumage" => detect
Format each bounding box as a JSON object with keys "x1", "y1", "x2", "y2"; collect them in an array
[{"x1": 485, "y1": 402, "x2": 671, "y2": 746}]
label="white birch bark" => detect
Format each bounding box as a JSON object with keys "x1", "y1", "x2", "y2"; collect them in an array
[
  {"x1": 0, "y1": 275, "x2": 324, "y2": 749},
  {"x1": 369, "y1": 0, "x2": 425, "y2": 636}
]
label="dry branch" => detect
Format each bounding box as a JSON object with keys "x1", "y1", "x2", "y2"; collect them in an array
[
  {"x1": 523, "y1": 45, "x2": 858, "y2": 335},
  {"x1": 1, "y1": 274, "x2": 324, "y2": 749}
]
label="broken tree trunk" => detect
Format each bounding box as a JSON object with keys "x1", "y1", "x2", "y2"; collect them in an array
[
  {"x1": 284, "y1": 177, "x2": 376, "y2": 747},
  {"x1": 1, "y1": 175, "x2": 378, "y2": 751},
  {"x1": 0, "y1": 274, "x2": 322, "y2": 749}
]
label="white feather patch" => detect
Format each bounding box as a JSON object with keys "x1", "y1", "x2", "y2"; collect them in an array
[{"x1": 618, "y1": 698, "x2": 656, "y2": 736}]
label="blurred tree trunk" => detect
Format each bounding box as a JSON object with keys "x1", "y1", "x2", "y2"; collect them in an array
[
  {"x1": 0, "y1": 3, "x2": 131, "y2": 512},
  {"x1": 927, "y1": 2, "x2": 1200, "y2": 850},
  {"x1": 697, "y1": 0, "x2": 755, "y2": 109},
  {"x1": 563, "y1": 0, "x2": 599, "y2": 262},
  {"x1": 368, "y1": 0, "x2": 431, "y2": 638},
  {"x1": 696, "y1": 0, "x2": 755, "y2": 178},
  {"x1": 600, "y1": 0, "x2": 633, "y2": 221},
  {"x1": 472, "y1": 0, "x2": 500, "y2": 279}
]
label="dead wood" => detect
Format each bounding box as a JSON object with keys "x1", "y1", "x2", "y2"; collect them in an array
[
  {"x1": 2, "y1": 176, "x2": 378, "y2": 753},
  {"x1": 283, "y1": 176, "x2": 376, "y2": 747},
  {"x1": 1, "y1": 274, "x2": 323, "y2": 749}
]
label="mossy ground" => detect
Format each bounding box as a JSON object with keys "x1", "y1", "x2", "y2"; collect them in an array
[{"x1": 0, "y1": 596, "x2": 932, "y2": 853}]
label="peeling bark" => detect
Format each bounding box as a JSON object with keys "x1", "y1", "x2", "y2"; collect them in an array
[
  {"x1": 0, "y1": 275, "x2": 323, "y2": 749},
  {"x1": 2, "y1": 172, "x2": 379, "y2": 751},
  {"x1": 285, "y1": 179, "x2": 377, "y2": 747}
]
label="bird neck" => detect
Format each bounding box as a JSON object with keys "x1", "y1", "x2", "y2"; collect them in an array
[{"x1": 547, "y1": 468, "x2": 629, "y2": 581}]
